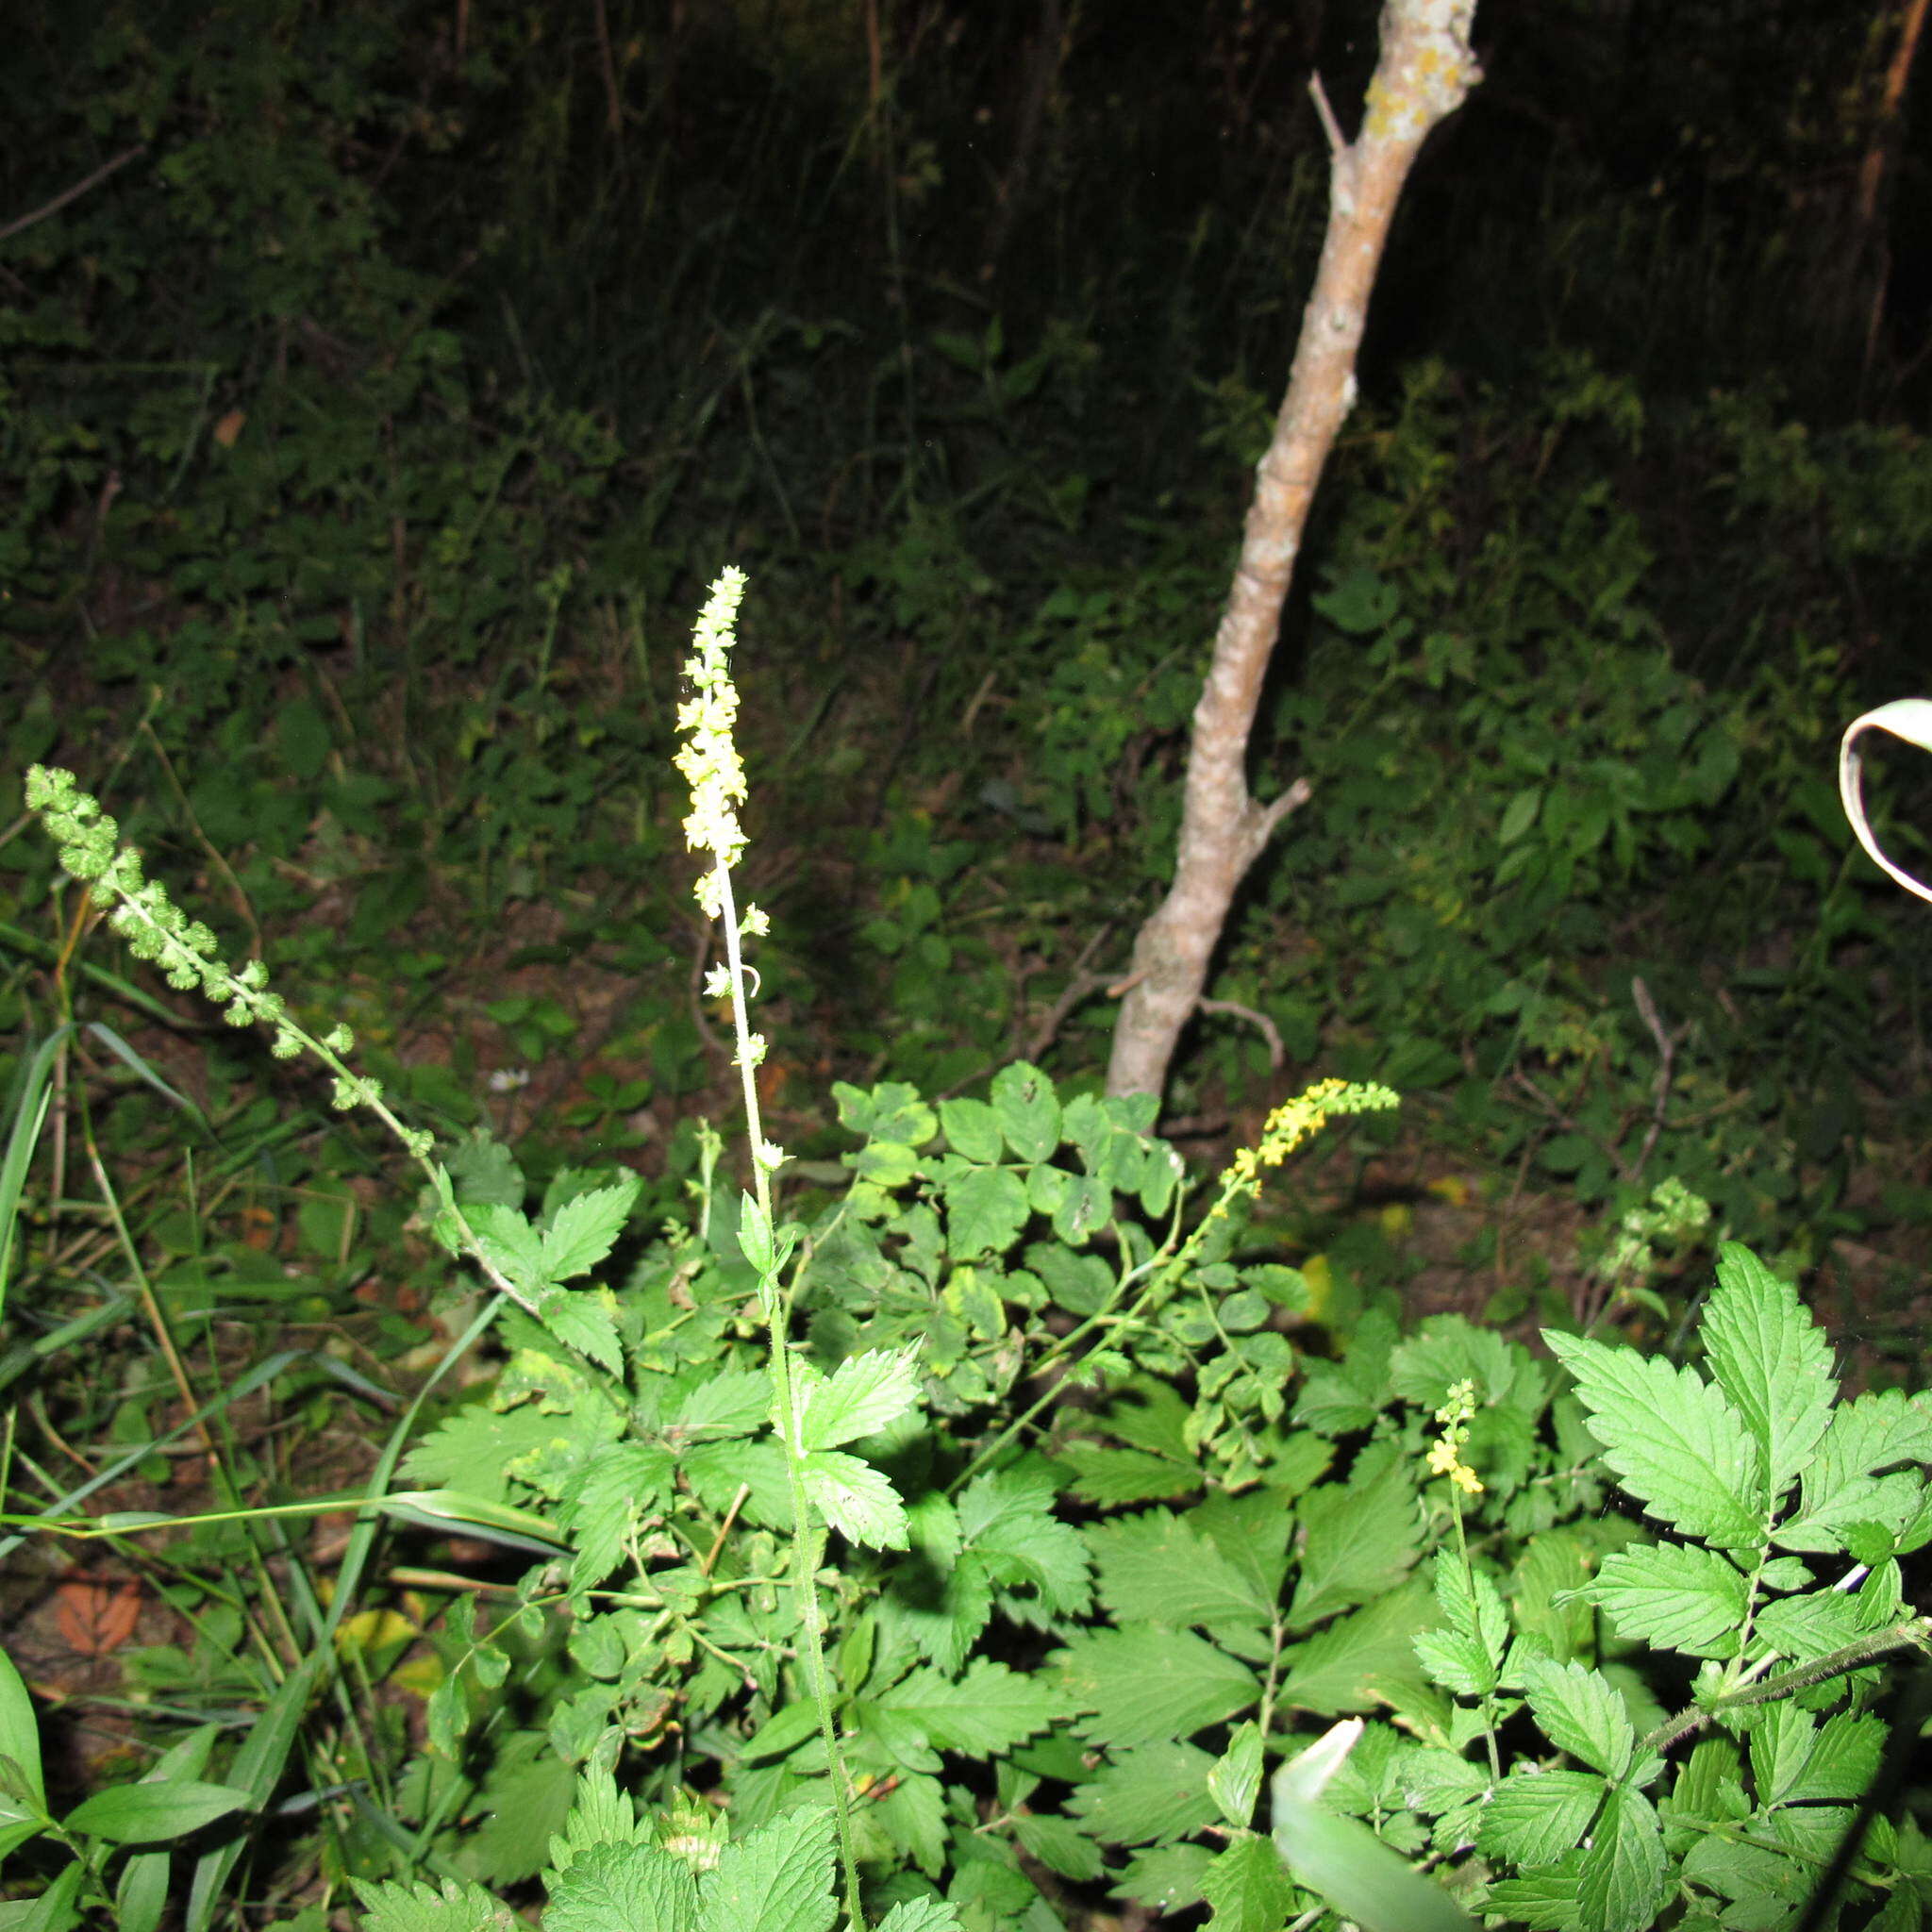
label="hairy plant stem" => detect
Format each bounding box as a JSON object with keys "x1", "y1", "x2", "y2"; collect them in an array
[
  {"x1": 712, "y1": 856, "x2": 866, "y2": 1931},
  {"x1": 1640, "y1": 1618, "x2": 1932, "y2": 1756}
]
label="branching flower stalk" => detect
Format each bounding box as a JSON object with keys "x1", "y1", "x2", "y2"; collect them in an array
[
  {"x1": 21, "y1": 765, "x2": 529, "y2": 1315},
  {"x1": 674, "y1": 567, "x2": 866, "y2": 1929},
  {"x1": 958, "y1": 1077, "x2": 1399, "y2": 1485}
]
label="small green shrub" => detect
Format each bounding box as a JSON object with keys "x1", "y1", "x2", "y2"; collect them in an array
[{"x1": 11, "y1": 575, "x2": 1931, "y2": 1932}]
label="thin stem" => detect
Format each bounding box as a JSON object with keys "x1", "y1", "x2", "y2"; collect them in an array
[{"x1": 710, "y1": 857, "x2": 866, "y2": 1930}]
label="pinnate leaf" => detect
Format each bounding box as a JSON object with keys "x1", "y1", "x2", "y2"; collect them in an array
[
  {"x1": 991, "y1": 1061, "x2": 1060, "y2": 1161},
  {"x1": 535, "y1": 1286, "x2": 624, "y2": 1376},
  {"x1": 674, "y1": 1370, "x2": 770, "y2": 1441},
  {"x1": 1208, "y1": 1722, "x2": 1264, "y2": 1829},
  {"x1": 1543, "y1": 1333, "x2": 1764, "y2": 1546},
  {"x1": 1277, "y1": 1577, "x2": 1436, "y2": 1715},
  {"x1": 941, "y1": 1164, "x2": 1029, "y2": 1257},
  {"x1": 1066, "y1": 1740, "x2": 1220, "y2": 1845},
  {"x1": 958, "y1": 1468, "x2": 1091, "y2": 1615},
  {"x1": 938, "y1": 1094, "x2": 1005, "y2": 1163},
  {"x1": 558, "y1": 1442, "x2": 675, "y2": 1592},
  {"x1": 1575, "y1": 1784, "x2": 1665, "y2": 1932},
  {"x1": 1198, "y1": 1833, "x2": 1297, "y2": 1932},
  {"x1": 876, "y1": 1902, "x2": 963, "y2": 1932}
]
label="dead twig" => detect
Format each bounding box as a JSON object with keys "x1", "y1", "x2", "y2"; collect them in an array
[{"x1": 0, "y1": 145, "x2": 147, "y2": 244}]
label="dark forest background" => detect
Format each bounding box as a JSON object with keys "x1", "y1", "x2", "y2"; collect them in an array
[{"x1": 6, "y1": 2, "x2": 1932, "y2": 1924}]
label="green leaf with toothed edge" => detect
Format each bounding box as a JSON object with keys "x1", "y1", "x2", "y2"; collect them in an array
[
  {"x1": 1700, "y1": 1242, "x2": 1836, "y2": 1503},
  {"x1": 1542, "y1": 1330, "x2": 1764, "y2": 1547}
]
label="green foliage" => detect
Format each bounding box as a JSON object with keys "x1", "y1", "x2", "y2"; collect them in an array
[
  {"x1": 8, "y1": 8, "x2": 1932, "y2": 1927},
  {"x1": 1028, "y1": 1241, "x2": 1932, "y2": 1932}
]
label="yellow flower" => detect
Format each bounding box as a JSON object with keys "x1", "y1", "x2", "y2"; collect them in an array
[
  {"x1": 673, "y1": 567, "x2": 752, "y2": 898},
  {"x1": 1426, "y1": 1378, "x2": 1484, "y2": 1495}
]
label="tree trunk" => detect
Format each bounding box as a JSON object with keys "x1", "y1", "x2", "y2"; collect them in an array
[{"x1": 1105, "y1": 0, "x2": 1482, "y2": 1102}]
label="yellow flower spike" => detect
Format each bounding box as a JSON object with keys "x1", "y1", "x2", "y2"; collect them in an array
[
  {"x1": 1426, "y1": 1378, "x2": 1484, "y2": 1495},
  {"x1": 1211, "y1": 1078, "x2": 1400, "y2": 1204},
  {"x1": 673, "y1": 564, "x2": 752, "y2": 895}
]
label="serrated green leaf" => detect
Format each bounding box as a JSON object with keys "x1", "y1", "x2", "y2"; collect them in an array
[
  {"x1": 1414, "y1": 1550, "x2": 1507, "y2": 1693},
  {"x1": 1413, "y1": 1627, "x2": 1498, "y2": 1699},
  {"x1": 696, "y1": 1803, "x2": 837, "y2": 1932},
  {"x1": 1543, "y1": 1332, "x2": 1764, "y2": 1546},
  {"x1": 1278, "y1": 1577, "x2": 1436, "y2": 1716},
  {"x1": 1057, "y1": 1626, "x2": 1258, "y2": 1747},
  {"x1": 684, "y1": 1439, "x2": 793, "y2": 1532},
  {"x1": 558, "y1": 1442, "x2": 676, "y2": 1591},
  {"x1": 990, "y1": 1061, "x2": 1060, "y2": 1161},
  {"x1": 801, "y1": 1348, "x2": 921, "y2": 1450},
  {"x1": 737, "y1": 1193, "x2": 776, "y2": 1274},
  {"x1": 740, "y1": 1701, "x2": 824, "y2": 1764},
  {"x1": 876, "y1": 1771, "x2": 947, "y2": 1878},
  {"x1": 350, "y1": 1874, "x2": 518, "y2": 1932},
  {"x1": 938, "y1": 1094, "x2": 1006, "y2": 1164},
  {"x1": 674, "y1": 1370, "x2": 771, "y2": 1441},
  {"x1": 875, "y1": 1900, "x2": 963, "y2": 1932},
  {"x1": 1208, "y1": 1722, "x2": 1264, "y2": 1829},
  {"x1": 1286, "y1": 1463, "x2": 1420, "y2": 1630},
  {"x1": 1575, "y1": 1784, "x2": 1665, "y2": 1932},
  {"x1": 1395, "y1": 1742, "x2": 1489, "y2": 1815},
  {"x1": 1702, "y1": 1243, "x2": 1836, "y2": 1503},
  {"x1": 1753, "y1": 1587, "x2": 1863, "y2": 1657},
  {"x1": 541, "y1": 1177, "x2": 641, "y2": 1283},
  {"x1": 874, "y1": 1661, "x2": 1058, "y2": 1755},
  {"x1": 1199, "y1": 1833, "x2": 1297, "y2": 1932},
  {"x1": 1056, "y1": 1443, "x2": 1201, "y2": 1505},
  {"x1": 1066, "y1": 1740, "x2": 1219, "y2": 1845},
  {"x1": 1679, "y1": 1830, "x2": 1805, "y2": 1916},
  {"x1": 958, "y1": 1468, "x2": 1091, "y2": 1615},
  {"x1": 544, "y1": 1841, "x2": 699, "y2": 1932},
  {"x1": 941, "y1": 1164, "x2": 1029, "y2": 1257},
  {"x1": 1475, "y1": 1768, "x2": 1605, "y2": 1866},
  {"x1": 535, "y1": 1285, "x2": 624, "y2": 1375},
  {"x1": 1117, "y1": 1842, "x2": 1216, "y2": 1911},
  {"x1": 1089, "y1": 1507, "x2": 1275, "y2": 1630},
  {"x1": 547, "y1": 1762, "x2": 647, "y2": 1865},
  {"x1": 398, "y1": 1406, "x2": 575, "y2": 1501},
  {"x1": 1587, "y1": 1541, "x2": 1748, "y2": 1657},
  {"x1": 1747, "y1": 1703, "x2": 1815, "y2": 1808},
  {"x1": 1012, "y1": 1809, "x2": 1106, "y2": 1880},
  {"x1": 1521, "y1": 1658, "x2": 1634, "y2": 1780},
  {"x1": 1786, "y1": 1710, "x2": 1884, "y2": 1803},
  {"x1": 463, "y1": 1204, "x2": 544, "y2": 1291},
  {"x1": 1511, "y1": 1530, "x2": 1599, "y2": 1661},
  {"x1": 1484, "y1": 1859, "x2": 1584, "y2": 1930},
  {"x1": 802, "y1": 1451, "x2": 908, "y2": 1548},
  {"x1": 1779, "y1": 1387, "x2": 1932, "y2": 1553}
]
